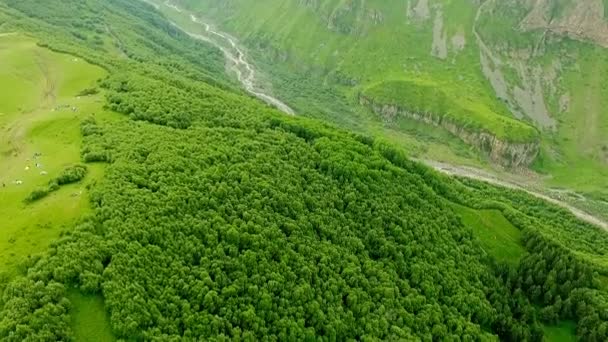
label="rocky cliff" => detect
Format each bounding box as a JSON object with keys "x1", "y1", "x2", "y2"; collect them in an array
[{"x1": 360, "y1": 96, "x2": 540, "y2": 168}]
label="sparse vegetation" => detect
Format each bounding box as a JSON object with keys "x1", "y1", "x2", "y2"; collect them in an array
[
  {"x1": 54, "y1": 165, "x2": 87, "y2": 186},
  {"x1": 77, "y1": 87, "x2": 99, "y2": 96}
]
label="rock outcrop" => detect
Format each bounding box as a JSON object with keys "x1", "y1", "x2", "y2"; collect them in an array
[
  {"x1": 431, "y1": 8, "x2": 448, "y2": 59},
  {"x1": 520, "y1": 0, "x2": 608, "y2": 48},
  {"x1": 360, "y1": 96, "x2": 540, "y2": 168},
  {"x1": 407, "y1": 0, "x2": 431, "y2": 22}
]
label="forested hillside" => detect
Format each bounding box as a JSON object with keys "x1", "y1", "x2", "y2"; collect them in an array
[
  {"x1": 0, "y1": 0, "x2": 607, "y2": 341},
  {"x1": 181, "y1": 0, "x2": 608, "y2": 198}
]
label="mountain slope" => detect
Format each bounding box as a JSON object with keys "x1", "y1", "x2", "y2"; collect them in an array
[
  {"x1": 0, "y1": 2, "x2": 540, "y2": 340},
  {"x1": 476, "y1": 0, "x2": 608, "y2": 193},
  {"x1": 182, "y1": 0, "x2": 608, "y2": 195},
  {"x1": 182, "y1": 0, "x2": 542, "y2": 167},
  {"x1": 0, "y1": 0, "x2": 607, "y2": 341}
]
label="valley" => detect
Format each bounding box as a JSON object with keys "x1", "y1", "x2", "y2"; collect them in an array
[
  {"x1": 177, "y1": 0, "x2": 608, "y2": 198},
  {"x1": 155, "y1": 0, "x2": 608, "y2": 234},
  {"x1": 157, "y1": 0, "x2": 295, "y2": 114},
  {"x1": 0, "y1": 0, "x2": 607, "y2": 341}
]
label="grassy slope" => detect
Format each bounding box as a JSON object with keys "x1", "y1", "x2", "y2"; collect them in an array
[
  {"x1": 0, "y1": 34, "x2": 117, "y2": 278},
  {"x1": 453, "y1": 204, "x2": 525, "y2": 266},
  {"x1": 363, "y1": 80, "x2": 538, "y2": 142},
  {"x1": 542, "y1": 320, "x2": 576, "y2": 342},
  {"x1": 539, "y1": 45, "x2": 608, "y2": 193},
  {"x1": 475, "y1": 1, "x2": 608, "y2": 196},
  {"x1": 68, "y1": 289, "x2": 115, "y2": 342}
]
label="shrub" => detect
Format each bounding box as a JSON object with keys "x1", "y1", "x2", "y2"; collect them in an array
[
  {"x1": 24, "y1": 188, "x2": 50, "y2": 203},
  {"x1": 77, "y1": 87, "x2": 99, "y2": 96},
  {"x1": 55, "y1": 165, "x2": 88, "y2": 185}
]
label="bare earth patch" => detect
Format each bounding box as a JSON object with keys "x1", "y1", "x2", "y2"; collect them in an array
[
  {"x1": 431, "y1": 8, "x2": 448, "y2": 59},
  {"x1": 521, "y1": 0, "x2": 608, "y2": 48},
  {"x1": 407, "y1": 0, "x2": 430, "y2": 22}
]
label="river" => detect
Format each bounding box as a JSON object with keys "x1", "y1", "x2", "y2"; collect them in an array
[{"x1": 159, "y1": 1, "x2": 295, "y2": 115}]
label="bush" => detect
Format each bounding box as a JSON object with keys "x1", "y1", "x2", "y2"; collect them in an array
[
  {"x1": 24, "y1": 188, "x2": 50, "y2": 203},
  {"x1": 77, "y1": 87, "x2": 99, "y2": 96},
  {"x1": 83, "y1": 151, "x2": 110, "y2": 163},
  {"x1": 24, "y1": 166, "x2": 88, "y2": 204},
  {"x1": 55, "y1": 165, "x2": 88, "y2": 185},
  {"x1": 81, "y1": 117, "x2": 102, "y2": 136}
]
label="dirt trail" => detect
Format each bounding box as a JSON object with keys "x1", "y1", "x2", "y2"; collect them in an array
[
  {"x1": 421, "y1": 159, "x2": 608, "y2": 231},
  {"x1": 161, "y1": 1, "x2": 295, "y2": 115}
]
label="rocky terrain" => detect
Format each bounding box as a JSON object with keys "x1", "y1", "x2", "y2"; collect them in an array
[
  {"x1": 520, "y1": 0, "x2": 608, "y2": 47},
  {"x1": 360, "y1": 95, "x2": 540, "y2": 167}
]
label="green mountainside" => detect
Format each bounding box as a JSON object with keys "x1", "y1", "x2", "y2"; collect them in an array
[
  {"x1": 0, "y1": 0, "x2": 607, "y2": 341},
  {"x1": 181, "y1": 0, "x2": 608, "y2": 195}
]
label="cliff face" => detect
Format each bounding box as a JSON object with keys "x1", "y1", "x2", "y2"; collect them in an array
[
  {"x1": 360, "y1": 96, "x2": 540, "y2": 168},
  {"x1": 520, "y1": 0, "x2": 608, "y2": 47}
]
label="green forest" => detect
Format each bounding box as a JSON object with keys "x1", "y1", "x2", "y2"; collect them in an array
[{"x1": 0, "y1": 0, "x2": 606, "y2": 341}]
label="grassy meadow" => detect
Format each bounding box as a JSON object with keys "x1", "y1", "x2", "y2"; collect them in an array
[
  {"x1": 0, "y1": 34, "x2": 118, "y2": 279},
  {"x1": 453, "y1": 204, "x2": 525, "y2": 266},
  {"x1": 68, "y1": 289, "x2": 115, "y2": 342},
  {"x1": 542, "y1": 321, "x2": 576, "y2": 342}
]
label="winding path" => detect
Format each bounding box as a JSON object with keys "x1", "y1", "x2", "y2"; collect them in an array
[{"x1": 161, "y1": 1, "x2": 295, "y2": 115}]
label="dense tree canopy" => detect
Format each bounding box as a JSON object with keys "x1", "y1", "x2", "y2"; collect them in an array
[{"x1": 0, "y1": 0, "x2": 606, "y2": 341}]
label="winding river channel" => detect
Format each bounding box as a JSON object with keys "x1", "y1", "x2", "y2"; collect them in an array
[{"x1": 159, "y1": 0, "x2": 295, "y2": 114}]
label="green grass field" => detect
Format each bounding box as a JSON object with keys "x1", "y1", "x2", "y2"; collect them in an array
[
  {"x1": 362, "y1": 79, "x2": 539, "y2": 142},
  {"x1": 453, "y1": 204, "x2": 526, "y2": 266},
  {"x1": 542, "y1": 321, "x2": 576, "y2": 342},
  {"x1": 0, "y1": 34, "x2": 118, "y2": 278},
  {"x1": 68, "y1": 289, "x2": 115, "y2": 342}
]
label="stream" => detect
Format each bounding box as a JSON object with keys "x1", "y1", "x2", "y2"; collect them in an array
[{"x1": 161, "y1": 1, "x2": 295, "y2": 115}]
